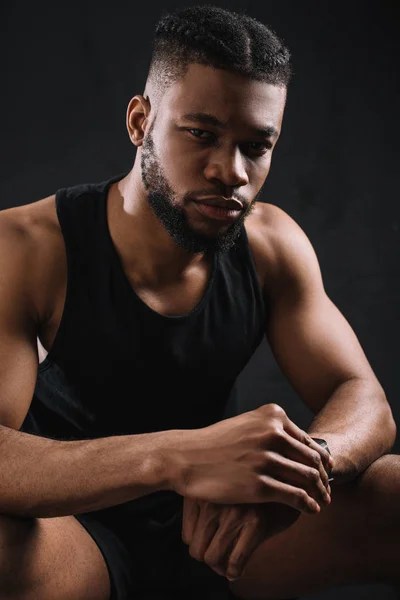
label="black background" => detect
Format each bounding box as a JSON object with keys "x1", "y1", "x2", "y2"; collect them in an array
[{"x1": 1, "y1": 1, "x2": 399, "y2": 598}]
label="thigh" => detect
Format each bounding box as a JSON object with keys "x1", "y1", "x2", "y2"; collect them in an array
[
  {"x1": 75, "y1": 513, "x2": 136, "y2": 600},
  {"x1": 0, "y1": 513, "x2": 112, "y2": 600},
  {"x1": 229, "y1": 454, "x2": 400, "y2": 600}
]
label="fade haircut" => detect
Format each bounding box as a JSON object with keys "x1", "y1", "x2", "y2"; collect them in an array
[{"x1": 145, "y1": 5, "x2": 292, "y2": 107}]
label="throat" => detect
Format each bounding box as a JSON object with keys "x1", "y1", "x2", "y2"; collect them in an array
[{"x1": 124, "y1": 256, "x2": 215, "y2": 317}]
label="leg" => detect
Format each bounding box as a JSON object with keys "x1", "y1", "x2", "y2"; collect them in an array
[
  {"x1": 229, "y1": 454, "x2": 400, "y2": 600},
  {"x1": 0, "y1": 513, "x2": 111, "y2": 599}
]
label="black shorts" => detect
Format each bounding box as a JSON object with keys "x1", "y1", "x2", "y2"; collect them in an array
[{"x1": 75, "y1": 507, "x2": 238, "y2": 600}]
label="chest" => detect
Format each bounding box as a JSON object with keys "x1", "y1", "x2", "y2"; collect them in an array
[
  {"x1": 37, "y1": 220, "x2": 268, "y2": 360},
  {"x1": 38, "y1": 258, "x2": 216, "y2": 357}
]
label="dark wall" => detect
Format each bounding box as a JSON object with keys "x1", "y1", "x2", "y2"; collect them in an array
[
  {"x1": 1, "y1": 2, "x2": 399, "y2": 598},
  {"x1": 224, "y1": 1, "x2": 400, "y2": 451}
]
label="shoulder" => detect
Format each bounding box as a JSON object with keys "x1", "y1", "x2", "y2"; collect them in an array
[
  {"x1": 0, "y1": 195, "x2": 66, "y2": 324},
  {"x1": 245, "y1": 201, "x2": 322, "y2": 297}
]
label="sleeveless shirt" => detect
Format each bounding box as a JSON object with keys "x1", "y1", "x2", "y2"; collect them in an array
[{"x1": 20, "y1": 173, "x2": 267, "y2": 539}]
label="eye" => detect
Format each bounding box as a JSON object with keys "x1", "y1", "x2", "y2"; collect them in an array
[
  {"x1": 187, "y1": 128, "x2": 213, "y2": 140},
  {"x1": 186, "y1": 129, "x2": 272, "y2": 156},
  {"x1": 246, "y1": 142, "x2": 272, "y2": 155}
]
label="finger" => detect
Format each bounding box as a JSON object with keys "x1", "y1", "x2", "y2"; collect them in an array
[
  {"x1": 203, "y1": 506, "x2": 246, "y2": 576},
  {"x1": 279, "y1": 431, "x2": 331, "y2": 493},
  {"x1": 266, "y1": 451, "x2": 331, "y2": 507},
  {"x1": 224, "y1": 519, "x2": 262, "y2": 581},
  {"x1": 282, "y1": 418, "x2": 334, "y2": 472},
  {"x1": 182, "y1": 497, "x2": 201, "y2": 545},
  {"x1": 188, "y1": 503, "x2": 220, "y2": 562},
  {"x1": 303, "y1": 436, "x2": 335, "y2": 474},
  {"x1": 258, "y1": 474, "x2": 321, "y2": 514}
]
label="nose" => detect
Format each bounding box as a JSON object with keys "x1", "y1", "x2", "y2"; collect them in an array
[{"x1": 203, "y1": 146, "x2": 249, "y2": 188}]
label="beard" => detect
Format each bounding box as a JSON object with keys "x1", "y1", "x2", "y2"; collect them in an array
[{"x1": 140, "y1": 127, "x2": 259, "y2": 254}]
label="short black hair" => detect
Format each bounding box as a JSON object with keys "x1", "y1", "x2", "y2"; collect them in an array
[{"x1": 146, "y1": 5, "x2": 292, "y2": 103}]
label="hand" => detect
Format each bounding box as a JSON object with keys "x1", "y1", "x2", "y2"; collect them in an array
[
  {"x1": 170, "y1": 403, "x2": 334, "y2": 512},
  {"x1": 182, "y1": 496, "x2": 301, "y2": 581}
]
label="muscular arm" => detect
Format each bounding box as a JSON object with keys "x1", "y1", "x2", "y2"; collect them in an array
[
  {"x1": 262, "y1": 205, "x2": 396, "y2": 484},
  {"x1": 0, "y1": 212, "x2": 173, "y2": 518}
]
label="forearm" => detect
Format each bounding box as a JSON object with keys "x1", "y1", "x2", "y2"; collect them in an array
[
  {"x1": 0, "y1": 425, "x2": 174, "y2": 518},
  {"x1": 307, "y1": 377, "x2": 397, "y2": 485}
]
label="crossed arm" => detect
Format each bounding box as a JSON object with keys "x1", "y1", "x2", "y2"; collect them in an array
[{"x1": 263, "y1": 205, "x2": 396, "y2": 481}]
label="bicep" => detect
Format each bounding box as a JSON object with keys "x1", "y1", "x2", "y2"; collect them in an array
[
  {"x1": 0, "y1": 225, "x2": 39, "y2": 430},
  {"x1": 265, "y1": 219, "x2": 379, "y2": 414}
]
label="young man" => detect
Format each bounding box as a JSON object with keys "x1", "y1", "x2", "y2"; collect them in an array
[{"x1": 0, "y1": 5, "x2": 398, "y2": 600}]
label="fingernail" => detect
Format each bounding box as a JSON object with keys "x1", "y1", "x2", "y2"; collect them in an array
[{"x1": 227, "y1": 576, "x2": 239, "y2": 581}]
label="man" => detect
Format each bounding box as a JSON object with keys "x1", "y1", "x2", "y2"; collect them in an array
[{"x1": 0, "y1": 4, "x2": 398, "y2": 600}]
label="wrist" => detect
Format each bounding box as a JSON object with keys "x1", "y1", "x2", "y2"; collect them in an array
[
  {"x1": 134, "y1": 430, "x2": 180, "y2": 493},
  {"x1": 152, "y1": 429, "x2": 189, "y2": 493}
]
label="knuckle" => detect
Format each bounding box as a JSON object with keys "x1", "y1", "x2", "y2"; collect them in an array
[
  {"x1": 258, "y1": 451, "x2": 271, "y2": 470},
  {"x1": 308, "y1": 468, "x2": 320, "y2": 483},
  {"x1": 268, "y1": 426, "x2": 284, "y2": 441},
  {"x1": 269, "y1": 403, "x2": 286, "y2": 418},
  {"x1": 256, "y1": 475, "x2": 270, "y2": 497},
  {"x1": 311, "y1": 451, "x2": 322, "y2": 468},
  {"x1": 295, "y1": 488, "x2": 309, "y2": 507},
  {"x1": 228, "y1": 553, "x2": 243, "y2": 568}
]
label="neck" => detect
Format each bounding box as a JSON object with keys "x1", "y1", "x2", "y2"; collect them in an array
[{"x1": 108, "y1": 166, "x2": 207, "y2": 286}]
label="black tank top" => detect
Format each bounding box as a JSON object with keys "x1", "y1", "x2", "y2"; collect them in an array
[{"x1": 21, "y1": 173, "x2": 266, "y2": 536}]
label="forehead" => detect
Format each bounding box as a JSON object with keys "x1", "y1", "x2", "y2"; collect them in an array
[{"x1": 161, "y1": 63, "x2": 286, "y2": 131}]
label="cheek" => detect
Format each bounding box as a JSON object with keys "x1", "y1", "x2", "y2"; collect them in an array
[
  {"x1": 264, "y1": 162, "x2": 272, "y2": 179},
  {"x1": 167, "y1": 156, "x2": 197, "y2": 181},
  {"x1": 255, "y1": 155, "x2": 272, "y2": 182},
  {"x1": 162, "y1": 148, "x2": 203, "y2": 187}
]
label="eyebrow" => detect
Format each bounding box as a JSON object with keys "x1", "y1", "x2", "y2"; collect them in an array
[{"x1": 181, "y1": 111, "x2": 279, "y2": 139}]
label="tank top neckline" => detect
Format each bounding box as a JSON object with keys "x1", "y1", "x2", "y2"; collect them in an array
[{"x1": 102, "y1": 176, "x2": 219, "y2": 321}]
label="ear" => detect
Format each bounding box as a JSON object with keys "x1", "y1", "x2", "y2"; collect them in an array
[{"x1": 126, "y1": 95, "x2": 151, "y2": 147}]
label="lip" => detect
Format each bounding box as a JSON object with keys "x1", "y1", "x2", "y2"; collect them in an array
[
  {"x1": 192, "y1": 201, "x2": 242, "y2": 222},
  {"x1": 194, "y1": 196, "x2": 243, "y2": 211}
]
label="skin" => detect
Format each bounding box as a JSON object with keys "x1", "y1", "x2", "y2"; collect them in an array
[{"x1": 0, "y1": 62, "x2": 397, "y2": 599}]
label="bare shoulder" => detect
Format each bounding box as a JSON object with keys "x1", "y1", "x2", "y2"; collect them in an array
[
  {"x1": 245, "y1": 201, "x2": 319, "y2": 293},
  {"x1": 0, "y1": 196, "x2": 65, "y2": 325}
]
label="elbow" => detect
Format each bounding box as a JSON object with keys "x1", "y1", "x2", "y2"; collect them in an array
[
  {"x1": 386, "y1": 412, "x2": 397, "y2": 452},
  {"x1": 380, "y1": 391, "x2": 397, "y2": 451}
]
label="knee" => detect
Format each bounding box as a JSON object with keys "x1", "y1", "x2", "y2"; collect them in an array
[
  {"x1": 361, "y1": 454, "x2": 400, "y2": 495},
  {"x1": 359, "y1": 454, "x2": 400, "y2": 529}
]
